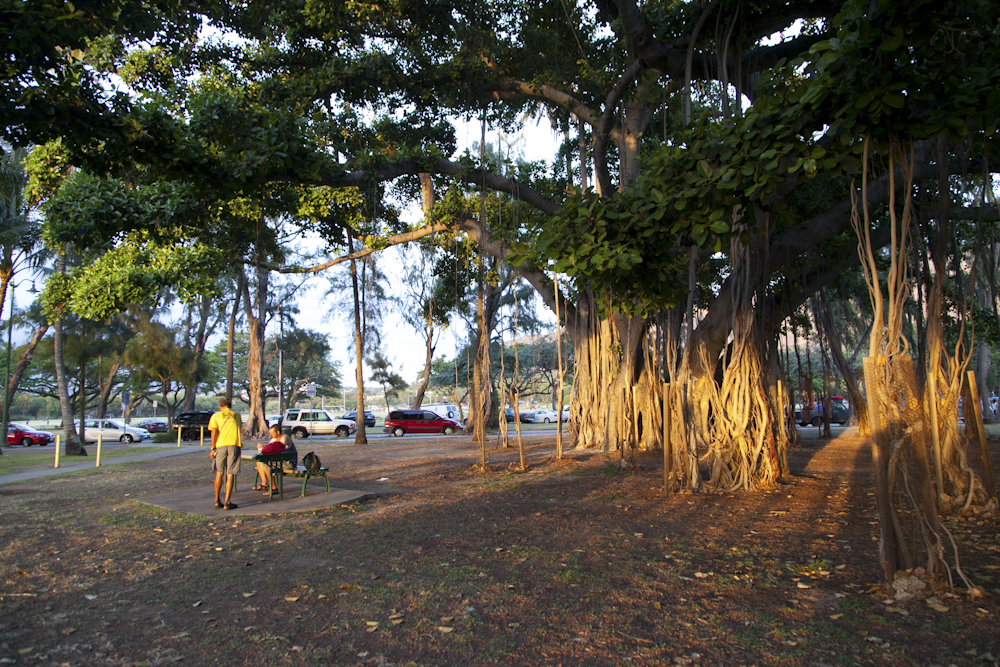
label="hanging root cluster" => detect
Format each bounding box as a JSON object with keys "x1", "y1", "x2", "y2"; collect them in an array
[{"x1": 855, "y1": 136, "x2": 987, "y2": 593}]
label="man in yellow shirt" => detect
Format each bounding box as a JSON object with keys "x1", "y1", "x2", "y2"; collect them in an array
[{"x1": 209, "y1": 397, "x2": 242, "y2": 510}]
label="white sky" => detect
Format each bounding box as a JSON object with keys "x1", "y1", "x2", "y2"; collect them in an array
[{"x1": 294, "y1": 115, "x2": 562, "y2": 385}]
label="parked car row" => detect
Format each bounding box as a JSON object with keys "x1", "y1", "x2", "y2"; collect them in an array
[{"x1": 504, "y1": 407, "x2": 572, "y2": 424}]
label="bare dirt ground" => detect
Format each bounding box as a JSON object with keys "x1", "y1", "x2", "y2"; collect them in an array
[{"x1": 0, "y1": 428, "x2": 997, "y2": 667}]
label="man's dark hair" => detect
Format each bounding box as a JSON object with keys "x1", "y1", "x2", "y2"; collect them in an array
[{"x1": 218, "y1": 397, "x2": 231, "y2": 409}]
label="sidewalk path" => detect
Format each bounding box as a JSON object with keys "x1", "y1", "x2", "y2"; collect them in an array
[{"x1": 0, "y1": 446, "x2": 204, "y2": 485}]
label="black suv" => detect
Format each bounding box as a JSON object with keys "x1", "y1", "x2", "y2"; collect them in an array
[
  {"x1": 342, "y1": 410, "x2": 376, "y2": 428},
  {"x1": 173, "y1": 411, "x2": 215, "y2": 440}
]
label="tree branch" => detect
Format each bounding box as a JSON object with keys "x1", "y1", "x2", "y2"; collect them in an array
[
  {"x1": 616, "y1": 0, "x2": 831, "y2": 85},
  {"x1": 593, "y1": 59, "x2": 644, "y2": 195},
  {"x1": 305, "y1": 158, "x2": 560, "y2": 217}
]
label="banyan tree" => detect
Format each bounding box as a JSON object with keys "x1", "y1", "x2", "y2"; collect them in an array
[{"x1": 21, "y1": 0, "x2": 1000, "y2": 589}]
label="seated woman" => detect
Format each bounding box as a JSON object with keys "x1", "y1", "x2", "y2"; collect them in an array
[{"x1": 254, "y1": 425, "x2": 299, "y2": 492}]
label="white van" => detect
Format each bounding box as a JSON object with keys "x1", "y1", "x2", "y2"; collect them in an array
[{"x1": 419, "y1": 403, "x2": 462, "y2": 421}]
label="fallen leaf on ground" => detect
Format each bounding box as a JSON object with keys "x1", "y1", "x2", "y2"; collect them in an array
[
  {"x1": 284, "y1": 597, "x2": 299, "y2": 602},
  {"x1": 829, "y1": 614, "x2": 843, "y2": 620},
  {"x1": 928, "y1": 603, "x2": 949, "y2": 612},
  {"x1": 440, "y1": 616, "x2": 454, "y2": 622},
  {"x1": 365, "y1": 621, "x2": 379, "y2": 626},
  {"x1": 61, "y1": 628, "x2": 77, "y2": 635},
  {"x1": 391, "y1": 619, "x2": 403, "y2": 625},
  {"x1": 437, "y1": 626, "x2": 455, "y2": 633},
  {"x1": 885, "y1": 606, "x2": 909, "y2": 615},
  {"x1": 192, "y1": 601, "x2": 202, "y2": 607},
  {"x1": 694, "y1": 572, "x2": 708, "y2": 579},
  {"x1": 796, "y1": 582, "x2": 811, "y2": 589},
  {"x1": 242, "y1": 593, "x2": 254, "y2": 598}
]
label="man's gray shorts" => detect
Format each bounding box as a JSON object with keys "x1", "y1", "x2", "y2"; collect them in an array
[{"x1": 213, "y1": 446, "x2": 241, "y2": 476}]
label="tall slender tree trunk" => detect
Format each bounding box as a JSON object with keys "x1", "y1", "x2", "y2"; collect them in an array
[
  {"x1": 225, "y1": 273, "x2": 243, "y2": 404},
  {"x1": 348, "y1": 236, "x2": 368, "y2": 445},
  {"x1": 77, "y1": 362, "x2": 87, "y2": 445},
  {"x1": 183, "y1": 294, "x2": 214, "y2": 412},
  {"x1": 471, "y1": 260, "x2": 488, "y2": 453},
  {"x1": 411, "y1": 173, "x2": 437, "y2": 410},
  {"x1": 5, "y1": 322, "x2": 48, "y2": 414},
  {"x1": 95, "y1": 362, "x2": 120, "y2": 418},
  {"x1": 53, "y1": 252, "x2": 84, "y2": 455},
  {"x1": 818, "y1": 289, "x2": 869, "y2": 434},
  {"x1": 411, "y1": 312, "x2": 435, "y2": 409}
]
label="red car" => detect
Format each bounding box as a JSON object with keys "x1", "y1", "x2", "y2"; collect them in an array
[
  {"x1": 383, "y1": 410, "x2": 461, "y2": 437},
  {"x1": 7, "y1": 423, "x2": 54, "y2": 447}
]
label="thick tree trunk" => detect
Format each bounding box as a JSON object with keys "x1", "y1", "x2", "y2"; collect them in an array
[
  {"x1": 566, "y1": 292, "x2": 661, "y2": 463},
  {"x1": 241, "y1": 268, "x2": 268, "y2": 438}
]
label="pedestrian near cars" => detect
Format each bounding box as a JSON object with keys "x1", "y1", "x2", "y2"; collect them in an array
[{"x1": 209, "y1": 397, "x2": 242, "y2": 510}]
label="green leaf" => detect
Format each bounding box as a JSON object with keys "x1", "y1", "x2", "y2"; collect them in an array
[{"x1": 883, "y1": 93, "x2": 905, "y2": 109}]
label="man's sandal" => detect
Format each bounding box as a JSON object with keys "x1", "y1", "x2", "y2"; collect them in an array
[
  {"x1": 215, "y1": 501, "x2": 224, "y2": 509},
  {"x1": 224, "y1": 503, "x2": 238, "y2": 510}
]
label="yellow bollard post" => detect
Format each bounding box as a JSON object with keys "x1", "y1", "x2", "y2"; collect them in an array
[
  {"x1": 200, "y1": 426, "x2": 204, "y2": 447},
  {"x1": 177, "y1": 426, "x2": 181, "y2": 448},
  {"x1": 96, "y1": 434, "x2": 103, "y2": 467},
  {"x1": 54, "y1": 435, "x2": 60, "y2": 469}
]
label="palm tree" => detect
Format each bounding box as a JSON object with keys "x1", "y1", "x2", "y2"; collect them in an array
[
  {"x1": 0, "y1": 146, "x2": 46, "y2": 449},
  {"x1": 0, "y1": 147, "x2": 42, "y2": 315}
]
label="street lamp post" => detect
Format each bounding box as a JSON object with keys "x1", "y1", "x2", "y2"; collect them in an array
[{"x1": 1, "y1": 280, "x2": 36, "y2": 449}]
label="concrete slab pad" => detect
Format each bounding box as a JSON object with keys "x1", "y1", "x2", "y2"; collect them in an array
[{"x1": 138, "y1": 484, "x2": 376, "y2": 518}]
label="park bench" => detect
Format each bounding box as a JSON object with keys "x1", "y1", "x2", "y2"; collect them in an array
[{"x1": 251, "y1": 452, "x2": 329, "y2": 500}]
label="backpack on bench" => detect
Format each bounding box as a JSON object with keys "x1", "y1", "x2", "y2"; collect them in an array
[{"x1": 302, "y1": 451, "x2": 322, "y2": 472}]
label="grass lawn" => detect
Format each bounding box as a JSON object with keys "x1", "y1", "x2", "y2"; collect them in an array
[
  {"x1": 0, "y1": 446, "x2": 174, "y2": 475},
  {"x1": 0, "y1": 429, "x2": 996, "y2": 666}
]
